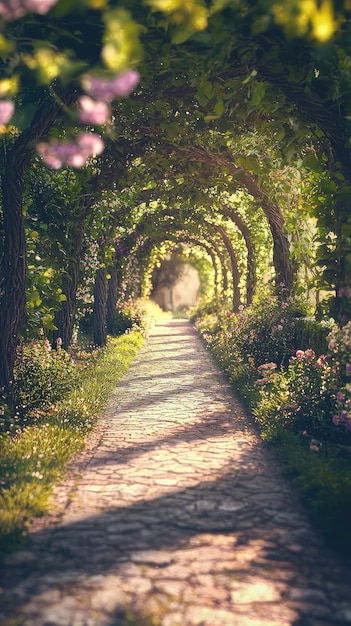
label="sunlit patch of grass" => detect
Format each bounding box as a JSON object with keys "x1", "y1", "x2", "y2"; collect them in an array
[{"x1": 0, "y1": 330, "x2": 145, "y2": 559}]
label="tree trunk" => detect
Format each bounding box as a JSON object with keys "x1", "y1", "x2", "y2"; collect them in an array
[
  {"x1": 214, "y1": 224, "x2": 241, "y2": 312},
  {"x1": 0, "y1": 91, "x2": 75, "y2": 399},
  {"x1": 93, "y1": 267, "x2": 108, "y2": 346},
  {"x1": 106, "y1": 263, "x2": 121, "y2": 334},
  {"x1": 0, "y1": 161, "x2": 27, "y2": 401},
  {"x1": 221, "y1": 205, "x2": 256, "y2": 305},
  {"x1": 53, "y1": 217, "x2": 85, "y2": 349}
]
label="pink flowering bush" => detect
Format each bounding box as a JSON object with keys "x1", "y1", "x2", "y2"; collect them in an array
[
  {"x1": 327, "y1": 322, "x2": 351, "y2": 434},
  {"x1": 13, "y1": 336, "x2": 76, "y2": 418},
  {"x1": 196, "y1": 295, "x2": 308, "y2": 373},
  {"x1": 253, "y1": 348, "x2": 336, "y2": 440}
]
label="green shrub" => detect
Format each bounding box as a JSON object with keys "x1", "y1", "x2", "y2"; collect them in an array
[
  {"x1": 111, "y1": 298, "x2": 161, "y2": 337},
  {"x1": 327, "y1": 322, "x2": 351, "y2": 435},
  {"x1": 293, "y1": 317, "x2": 332, "y2": 355},
  {"x1": 12, "y1": 337, "x2": 76, "y2": 420},
  {"x1": 189, "y1": 295, "x2": 220, "y2": 322},
  {"x1": 253, "y1": 349, "x2": 338, "y2": 441},
  {"x1": 194, "y1": 294, "x2": 309, "y2": 372}
]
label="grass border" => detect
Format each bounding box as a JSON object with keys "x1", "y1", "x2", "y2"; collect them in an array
[{"x1": 0, "y1": 330, "x2": 145, "y2": 558}]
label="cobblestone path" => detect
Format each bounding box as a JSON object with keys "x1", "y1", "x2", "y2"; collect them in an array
[{"x1": 1, "y1": 319, "x2": 351, "y2": 626}]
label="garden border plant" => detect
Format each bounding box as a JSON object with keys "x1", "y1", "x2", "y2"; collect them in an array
[{"x1": 192, "y1": 294, "x2": 351, "y2": 555}]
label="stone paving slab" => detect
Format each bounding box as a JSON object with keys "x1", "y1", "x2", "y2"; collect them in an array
[{"x1": 1, "y1": 319, "x2": 351, "y2": 626}]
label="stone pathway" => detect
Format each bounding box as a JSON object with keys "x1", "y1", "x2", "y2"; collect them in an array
[{"x1": 1, "y1": 319, "x2": 351, "y2": 626}]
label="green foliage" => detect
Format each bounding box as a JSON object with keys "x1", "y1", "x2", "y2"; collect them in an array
[
  {"x1": 200, "y1": 294, "x2": 309, "y2": 372},
  {"x1": 253, "y1": 350, "x2": 338, "y2": 441},
  {"x1": 327, "y1": 322, "x2": 351, "y2": 434},
  {"x1": 110, "y1": 298, "x2": 162, "y2": 337},
  {"x1": 293, "y1": 316, "x2": 332, "y2": 356},
  {"x1": 12, "y1": 338, "x2": 76, "y2": 422}
]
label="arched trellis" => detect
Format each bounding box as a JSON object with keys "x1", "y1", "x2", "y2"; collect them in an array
[
  {"x1": 141, "y1": 230, "x2": 221, "y2": 301},
  {"x1": 124, "y1": 219, "x2": 229, "y2": 300},
  {"x1": 177, "y1": 146, "x2": 294, "y2": 297},
  {"x1": 118, "y1": 207, "x2": 241, "y2": 310},
  {"x1": 212, "y1": 223, "x2": 241, "y2": 312},
  {"x1": 220, "y1": 204, "x2": 256, "y2": 305},
  {"x1": 159, "y1": 210, "x2": 242, "y2": 312},
  {"x1": 149, "y1": 210, "x2": 235, "y2": 302},
  {"x1": 175, "y1": 235, "x2": 221, "y2": 300}
]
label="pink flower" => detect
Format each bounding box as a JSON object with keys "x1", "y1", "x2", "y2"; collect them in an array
[
  {"x1": 83, "y1": 69, "x2": 140, "y2": 102},
  {"x1": 56, "y1": 337, "x2": 62, "y2": 345},
  {"x1": 296, "y1": 350, "x2": 305, "y2": 358},
  {"x1": 277, "y1": 324, "x2": 283, "y2": 331},
  {"x1": 25, "y1": 0, "x2": 57, "y2": 13},
  {"x1": 315, "y1": 355, "x2": 326, "y2": 368},
  {"x1": 255, "y1": 377, "x2": 269, "y2": 386},
  {"x1": 336, "y1": 391, "x2": 345, "y2": 402},
  {"x1": 78, "y1": 96, "x2": 110, "y2": 125},
  {"x1": 332, "y1": 415, "x2": 340, "y2": 426},
  {"x1": 0, "y1": 100, "x2": 14, "y2": 124},
  {"x1": 0, "y1": 0, "x2": 57, "y2": 20},
  {"x1": 258, "y1": 362, "x2": 277, "y2": 372},
  {"x1": 304, "y1": 348, "x2": 315, "y2": 363},
  {"x1": 37, "y1": 132, "x2": 104, "y2": 169}
]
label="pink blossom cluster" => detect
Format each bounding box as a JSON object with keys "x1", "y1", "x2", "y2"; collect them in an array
[
  {"x1": 255, "y1": 361, "x2": 277, "y2": 387},
  {"x1": 37, "y1": 132, "x2": 104, "y2": 169},
  {"x1": 291, "y1": 349, "x2": 327, "y2": 369},
  {"x1": 0, "y1": 100, "x2": 14, "y2": 124},
  {"x1": 292, "y1": 348, "x2": 316, "y2": 363},
  {"x1": 332, "y1": 383, "x2": 351, "y2": 431},
  {"x1": 0, "y1": 0, "x2": 57, "y2": 20},
  {"x1": 332, "y1": 410, "x2": 351, "y2": 430},
  {"x1": 77, "y1": 70, "x2": 140, "y2": 126},
  {"x1": 83, "y1": 70, "x2": 140, "y2": 102},
  {"x1": 36, "y1": 70, "x2": 140, "y2": 167},
  {"x1": 78, "y1": 96, "x2": 110, "y2": 126}
]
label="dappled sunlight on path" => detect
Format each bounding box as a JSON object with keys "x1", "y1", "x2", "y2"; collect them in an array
[{"x1": 1, "y1": 320, "x2": 351, "y2": 625}]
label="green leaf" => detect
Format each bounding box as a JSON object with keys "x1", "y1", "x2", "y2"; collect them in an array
[
  {"x1": 202, "y1": 81, "x2": 214, "y2": 100},
  {"x1": 250, "y1": 82, "x2": 265, "y2": 105},
  {"x1": 171, "y1": 28, "x2": 194, "y2": 44},
  {"x1": 274, "y1": 127, "x2": 285, "y2": 142},
  {"x1": 243, "y1": 155, "x2": 261, "y2": 174},
  {"x1": 214, "y1": 98, "x2": 224, "y2": 116}
]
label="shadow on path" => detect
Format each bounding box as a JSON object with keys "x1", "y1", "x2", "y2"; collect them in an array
[{"x1": 1, "y1": 319, "x2": 351, "y2": 626}]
